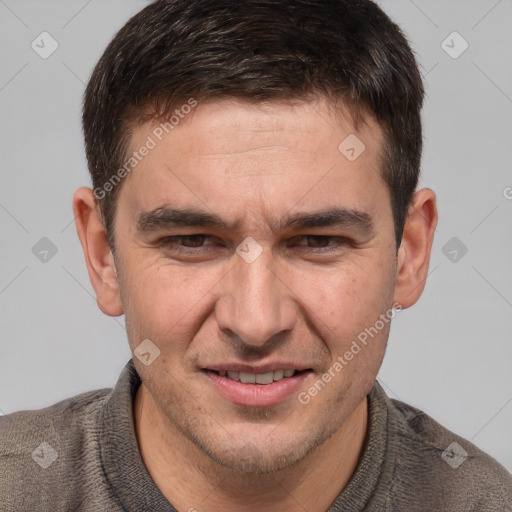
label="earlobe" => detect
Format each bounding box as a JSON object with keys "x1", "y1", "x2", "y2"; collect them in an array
[
  {"x1": 72, "y1": 187, "x2": 124, "y2": 317},
  {"x1": 393, "y1": 188, "x2": 438, "y2": 309}
]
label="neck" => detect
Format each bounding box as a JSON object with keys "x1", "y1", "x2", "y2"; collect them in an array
[{"x1": 134, "y1": 384, "x2": 368, "y2": 512}]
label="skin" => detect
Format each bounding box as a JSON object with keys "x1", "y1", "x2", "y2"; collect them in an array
[{"x1": 73, "y1": 97, "x2": 437, "y2": 512}]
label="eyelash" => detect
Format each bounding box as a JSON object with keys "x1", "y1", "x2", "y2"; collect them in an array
[{"x1": 159, "y1": 235, "x2": 351, "y2": 254}]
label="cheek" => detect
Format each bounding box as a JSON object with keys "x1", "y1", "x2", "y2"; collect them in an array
[
  {"x1": 120, "y1": 260, "x2": 223, "y2": 349},
  {"x1": 295, "y1": 259, "x2": 395, "y2": 383},
  {"x1": 297, "y1": 259, "x2": 393, "y2": 330},
  {"x1": 119, "y1": 239, "x2": 396, "y2": 362}
]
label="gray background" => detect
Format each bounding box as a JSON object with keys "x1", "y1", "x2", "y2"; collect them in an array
[{"x1": 0, "y1": 0, "x2": 511, "y2": 471}]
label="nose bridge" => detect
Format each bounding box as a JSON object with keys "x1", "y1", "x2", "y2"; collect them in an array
[{"x1": 215, "y1": 249, "x2": 296, "y2": 346}]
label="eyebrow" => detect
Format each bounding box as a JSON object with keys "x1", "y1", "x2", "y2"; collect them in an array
[{"x1": 136, "y1": 205, "x2": 374, "y2": 236}]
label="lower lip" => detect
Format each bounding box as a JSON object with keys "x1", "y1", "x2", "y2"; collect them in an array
[{"x1": 203, "y1": 370, "x2": 312, "y2": 407}]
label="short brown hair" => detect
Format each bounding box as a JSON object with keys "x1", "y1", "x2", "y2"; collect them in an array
[{"x1": 83, "y1": 0, "x2": 424, "y2": 253}]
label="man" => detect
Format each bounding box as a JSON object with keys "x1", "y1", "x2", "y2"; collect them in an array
[{"x1": 1, "y1": 0, "x2": 511, "y2": 510}]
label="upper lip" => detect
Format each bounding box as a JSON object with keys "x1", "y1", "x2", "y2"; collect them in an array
[{"x1": 203, "y1": 363, "x2": 312, "y2": 373}]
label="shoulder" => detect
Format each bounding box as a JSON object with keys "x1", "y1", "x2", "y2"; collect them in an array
[
  {"x1": 0, "y1": 386, "x2": 112, "y2": 447},
  {"x1": 382, "y1": 389, "x2": 512, "y2": 511},
  {"x1": 0, "y1": 387, "x2": 113, "y2": 510}
]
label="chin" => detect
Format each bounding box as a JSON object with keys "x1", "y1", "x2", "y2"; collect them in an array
[{"x1": 189, "y1": 425, "x2": 328, "y2": 475}]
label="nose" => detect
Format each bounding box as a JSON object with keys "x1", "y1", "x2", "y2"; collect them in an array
[{"x1": 214, "y1": 248, "x2": 297, "y2": 347}]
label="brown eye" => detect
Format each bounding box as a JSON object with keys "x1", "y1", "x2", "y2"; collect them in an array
[
  {"x1": 161, "y1": 235, "x2": 211, "y2": 250},
  {"x1": 176, "y1": 235, "x2": 207, "y2": 247},
  {"x1": 303, "y1": 236, "x2": 332, "y2": 248},
  {"x1": 293, "y1": 235, "x2": 348, "y2": 249}
]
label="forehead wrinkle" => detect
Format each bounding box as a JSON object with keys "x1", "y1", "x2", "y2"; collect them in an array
[{"x1": 208, "y1": 145, "x2": 292, "y2": 155}]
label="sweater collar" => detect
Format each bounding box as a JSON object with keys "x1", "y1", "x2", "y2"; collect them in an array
[
  {"x1": 99, "y1": 359, "x2": 178, "y2": 511},
  {"x1": 100, "y1": 359, "x2": 390, "y2": 512}
]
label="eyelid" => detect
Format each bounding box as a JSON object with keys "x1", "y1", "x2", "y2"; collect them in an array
[
  {"x1": 290, "y1": 235, "x2": 353, "y2": 249},
  {"x1": 158, "y1": 234, "x2": 354, "y2": 253},
  {"x1": 160, "y1": 234, "x2": 217, "y2": 248}
]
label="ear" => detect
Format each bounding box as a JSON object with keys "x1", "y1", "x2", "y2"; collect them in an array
[
  {"x1": 72, "y1": 187, "x2": 124, "y2": 316},
  {"x1": 393, "y1": 188, "x2": 438, "y2": 309}
]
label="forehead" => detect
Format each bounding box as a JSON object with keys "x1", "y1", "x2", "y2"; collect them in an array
[
  {"x1": 118, "y1": 97, "x2": 389, "y2": 228},
  {"x1": 140, "y1": 97, "x2": 381, "y2": 161}
]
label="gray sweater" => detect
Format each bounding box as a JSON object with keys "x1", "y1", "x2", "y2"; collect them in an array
[{"x1": 1, "y1": 360, "x2": 511, "y2": 511}]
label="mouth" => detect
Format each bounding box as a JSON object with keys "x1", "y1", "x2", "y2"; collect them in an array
[
  {"x1": 201, "y1": 367, "x2": 313, "y2": 407},
  {"x1": 205, "y1": 368, "x2": 308, "y2": 384}
]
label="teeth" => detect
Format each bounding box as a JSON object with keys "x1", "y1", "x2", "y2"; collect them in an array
[
  {"x1": 255, "y1": 372, "x2": 274, "y2": 384},
  {"x1": 219, "y1": 369, "x2": 298, "y2": 384},
  {"x1": 240, "y1": 372, "x2": 256, "y2": 384},
  {"x1": 273, "y1": 369, "x2": 284, "y2": 381}
]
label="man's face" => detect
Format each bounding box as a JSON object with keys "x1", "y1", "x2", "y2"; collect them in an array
[{"x1": 114, "y1": 97, "x2": 398, "y2": 473}]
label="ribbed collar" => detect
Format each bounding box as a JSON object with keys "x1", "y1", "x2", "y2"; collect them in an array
[
  {"x1": 328, "y1": 379, "x2": 392, "y2": 511},
  {"x1": 99, "y1": 359, "x2": 392, "y2": 511},
  {"x1": 99, "y1": 359, "x2": 177, "y2": 511}
]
